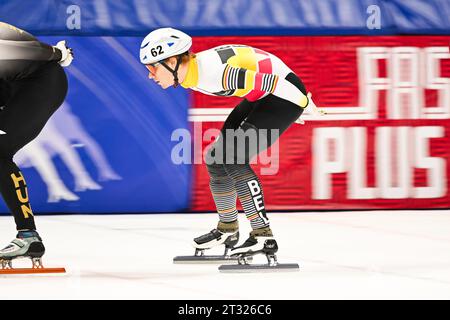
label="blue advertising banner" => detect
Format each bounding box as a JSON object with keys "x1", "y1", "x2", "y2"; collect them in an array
[
  {"x1": 1, "y1": 0, "x2": 449, "y2": 36},
  {"x1": 1, "y1": 36, "x2": 191, "y2": 213}
]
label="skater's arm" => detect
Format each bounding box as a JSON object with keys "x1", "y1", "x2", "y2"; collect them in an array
[
  {"x1": 0, "y1": 22, "x2": 62, "y2": 62},
  {"x1": 221, "y1": 65, "x2": 309, "y2": 108},
  {"x1": 0, "y1": 40, "x2": 62, "y2": 62}
]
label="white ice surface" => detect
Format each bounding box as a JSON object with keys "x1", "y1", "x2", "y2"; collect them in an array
[{"x1": 1, "y1": 210, "x2": 450, "y2": 300}]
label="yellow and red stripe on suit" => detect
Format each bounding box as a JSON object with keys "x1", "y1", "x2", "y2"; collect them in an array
[{"x1": 180, "y1": 44, "x2": 309, "y2": 108}]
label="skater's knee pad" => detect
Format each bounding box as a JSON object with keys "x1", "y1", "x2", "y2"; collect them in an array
[
  {"x1": 222, "y1": 122, "x2": 261, "y2": 165},
  {"x1": 204, "y1": 139, "x2": 229, "y2": 179},
  {"x1": 206, "y1": 161, "x2": 227, "y2": 179},
  {"x1": 222, "y1": 163, "x2": 253, "y2": 181},
  {"x1": 204, "y1": 136, "x2": 226, "y2": 165}
]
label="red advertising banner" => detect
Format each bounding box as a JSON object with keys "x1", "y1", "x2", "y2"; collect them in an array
[{"x1": 189, "y1": 36, "x2": 450, "y2": 211}]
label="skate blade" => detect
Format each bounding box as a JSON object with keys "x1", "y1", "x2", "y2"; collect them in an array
[
  {"x1": 219, "y1": 263, "x2": 299, "y2": 273},
  {"x1": 0, "y1": 267, "x2": 66, "y2": 275},
  {"x1": 173, "y1": 255, "x2": 243, "y2": 264}
]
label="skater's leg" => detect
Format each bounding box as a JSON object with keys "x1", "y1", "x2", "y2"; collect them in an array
[
  {"x1": 221, "y1": 121, "x2": 273, "y2": 231},
  {"x1": 195, "y1": 156, "x2": 240, "y2": 249},
  {"x1": 0, "y1": 62, "x2": 67, "y2": 264},
  {"x1": 191, "y1": 100, "x2": 255, "y2": 251},
  {"x1": 0, "y1": 62, "x2": 67, "y2": 230},
  {"x1": 205, "y1": 160, "x2": 238, "y2": 226},
  {"x1": 223, "y1": 73, "x2": 305, "y2": 233},
  {"x1": 0, "y1": 155, "x2": 45, "y2": 264},
  {"x1": 222, "y1": 74, "x2": 305, "y2": 258},
  {"x1": 193, "y1": 157, "x2": 240, "y2": 250},
  {"x1": 204, "y1": 98, "x2": 255, "y2": 227},
  {"x1": 223, "y1": 162, "x2": 270, "y2": 230},
  {"x1": 0, "y1": 157, "x2": 35, "y2": 230}
]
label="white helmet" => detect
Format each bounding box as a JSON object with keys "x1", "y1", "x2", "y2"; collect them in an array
[{"x1": 140, "y1": 27, "x2": 192, "y2": 65}]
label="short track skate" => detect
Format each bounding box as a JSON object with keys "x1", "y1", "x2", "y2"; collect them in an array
[
  {"x1": 219, "y1": 239, "x2": 299, "y2": 273},
  {"x1": 0, "y1": 234, "x2": 65, "y2": 275},
  {"x1": 174, "y1": 230, "x2": 251, "y2": 264}
]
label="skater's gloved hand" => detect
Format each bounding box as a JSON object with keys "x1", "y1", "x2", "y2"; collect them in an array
[
  {"x1": 295, "y1": 92, "x2": 326, "y2": 125},
  {"x1": 54, "y1": 40, "x2": 74, "y2": 67}
]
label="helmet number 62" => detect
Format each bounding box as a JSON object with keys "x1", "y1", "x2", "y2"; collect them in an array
[{"x1": 151, "y1": 45, "x2": 164, "y2": 57}]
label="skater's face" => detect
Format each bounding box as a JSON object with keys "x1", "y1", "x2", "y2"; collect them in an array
[{"x1": 146, "y1": 57, "x2": 177, "y2": 89}]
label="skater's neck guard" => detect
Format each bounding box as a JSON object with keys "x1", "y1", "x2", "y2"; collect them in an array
[{"x1": 180, "y1": 56, "x2": 198, "y2": 89}]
